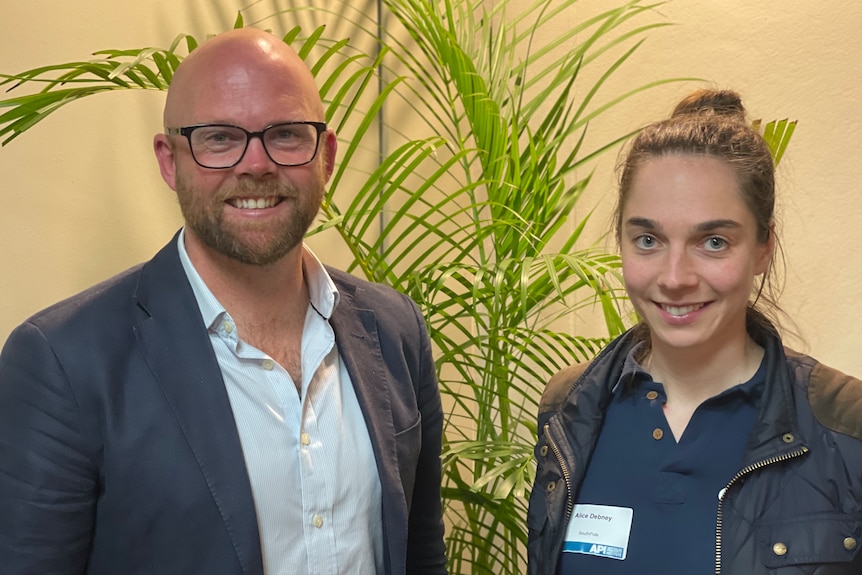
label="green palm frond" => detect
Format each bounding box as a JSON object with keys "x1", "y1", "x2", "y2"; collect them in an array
[
  {"x1": 0, "y1": 46, "x2": 184, "y2": 145},
  {"x1": 753, "y1": 117, "x2": 798, "y2": 166}
]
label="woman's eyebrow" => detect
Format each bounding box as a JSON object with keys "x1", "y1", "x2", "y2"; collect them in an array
[
  {"x1": 625, "y1": 217, "x2": 659, "y2": 230},
  {"x1": 624, "y1": 217, "x2": 741, "y2": 233},
  {"x1": 695, "y1": 219, "x2": 741, "y2": 232}
]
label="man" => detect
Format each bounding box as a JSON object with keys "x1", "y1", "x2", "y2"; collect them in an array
[{"x1": 0, "y1": 28, "x2": 447, "y2": 575}]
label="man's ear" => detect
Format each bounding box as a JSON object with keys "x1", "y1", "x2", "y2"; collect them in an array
[
  {"x1": 322, "y1": 129, "x2": 337, "y2": 182},
  {"x1": 153, "y1": 134, "x2": 178, "y2": 191}
]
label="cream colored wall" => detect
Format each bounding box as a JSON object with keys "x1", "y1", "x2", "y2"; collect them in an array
[{"x1": 1, "y1": 1, "x2": 861, "y2": 375}]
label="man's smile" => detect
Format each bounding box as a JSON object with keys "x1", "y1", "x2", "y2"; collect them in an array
[{"x1": 227, "y1": 197, "x2": 282, "y2": 209}]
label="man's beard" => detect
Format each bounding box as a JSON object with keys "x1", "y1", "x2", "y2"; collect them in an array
[{"x1": 176, "y1": 174, "x2": 323, "y2": 266}]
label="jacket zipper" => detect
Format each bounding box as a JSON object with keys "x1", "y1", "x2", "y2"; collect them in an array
[
  {"x1": 544, "y1": 422, "x2": 574, "y2": 522},
  {"x1": 714, "y1": 445, "x2": 808, "y2": 574}
]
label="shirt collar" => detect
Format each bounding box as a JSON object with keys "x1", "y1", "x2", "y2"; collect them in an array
[
  {"x1": 612, "y1": 341, "x2": 650, "y2": 395},
  {"x1": 176, "y1": 228, "x2": 340, "y2": 330},
  {"x1": 611, "y1": 339, "x2": 767, "y2": 401}
]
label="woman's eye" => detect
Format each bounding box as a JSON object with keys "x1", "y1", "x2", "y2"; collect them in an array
[
  {"x1": 704, "y1": 236, "x2": 727, "y2": 251},
  {"x1": 634, "y1": 235, "x2": 657, "y2": 249}
]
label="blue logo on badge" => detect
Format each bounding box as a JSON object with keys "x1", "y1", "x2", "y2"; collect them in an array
[{"x1": 563, "y1": 541, "x2": 625, "y2": 560}]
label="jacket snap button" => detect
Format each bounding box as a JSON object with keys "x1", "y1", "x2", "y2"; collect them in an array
[
  {"x1": 772, "y1": 542, "x2": 787, "y2": 556},
  {"x1": 844, "y1": 537, "x2": 857, "y2": 551},
  {"x1": 540, "y1": 445, "x2": 549, "y2": 457},
  {"x1": 782, "y1": 433, "x2": 794, "y2": 443},
  {"x1": 546, "y1": 481, "x2": 556, "y2": 493}
]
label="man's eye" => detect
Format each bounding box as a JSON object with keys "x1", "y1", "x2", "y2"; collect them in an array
[
  {"x1": 203, "y1": 131, "x2": 239, "y2": 143},
  {"x1": 194, "y1": 128, "x2": 244, "y2": 149},
  {"x1": 269, "y1": 128, "x2": 308, "y2": 149}
]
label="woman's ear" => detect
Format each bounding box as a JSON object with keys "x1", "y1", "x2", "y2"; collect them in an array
[{"x1": 756, "y1": 220, "x2": 776, "y2": 275}]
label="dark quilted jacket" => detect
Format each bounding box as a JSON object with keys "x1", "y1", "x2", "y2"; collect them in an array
[{"x1": 528, "y1": 326, "x2": 862, "y2": 574}]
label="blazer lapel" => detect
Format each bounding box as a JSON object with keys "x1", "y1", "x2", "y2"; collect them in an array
[
  {"x1": 328, "y1": 282, "x2": 407, "y2": 574},
  {"x1": 132, "y1": 238, "x2": 263, "y2": 575}
]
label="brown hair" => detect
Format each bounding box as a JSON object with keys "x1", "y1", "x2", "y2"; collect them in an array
[{"x1": 614, "y1": 88, "x2": 783, "y2": 336}]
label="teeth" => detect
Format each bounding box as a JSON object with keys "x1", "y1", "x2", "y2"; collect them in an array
[
  {"x1": 231, "y1": 197, "x2": 278, "y2": 209},
  {"x1": 664, "y1": 304, "x2": 703, "y2": 317}
]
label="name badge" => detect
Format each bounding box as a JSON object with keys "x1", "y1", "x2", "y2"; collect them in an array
[{"x1": 563, "y1": 504, "x2": 633, "y2": 560}]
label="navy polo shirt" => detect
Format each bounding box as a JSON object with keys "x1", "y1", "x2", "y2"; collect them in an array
[{"x1": 558, "y1": 347, "x2": 765, "y2": 575}]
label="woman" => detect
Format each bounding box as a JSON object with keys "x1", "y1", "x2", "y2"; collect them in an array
[{"x1": 527, "y1": 89, "x2": 862, "y2": 574}]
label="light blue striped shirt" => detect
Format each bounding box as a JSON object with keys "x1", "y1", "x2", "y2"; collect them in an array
[{"x1": 177, "y1": 230, "x2": 383, "y2": 575}]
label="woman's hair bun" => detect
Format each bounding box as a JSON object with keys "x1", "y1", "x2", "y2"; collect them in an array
[{"x1": 671, "y1": 89, "x2": 746, "y2": 122}]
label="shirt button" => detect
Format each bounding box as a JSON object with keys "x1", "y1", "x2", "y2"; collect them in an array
[
  {"x1": 772, "y1": 542, "x2": 787, "y2": 556},
  {"x1": 223, "y1": 321, "x2": 234, "y2": 334},
  {"x1": 301, "y1": 433, "x2": 311, "y2": 446},
  {"x1": 312, "y1": 514, "x2": 324, "y2": 528},
  {"x1": 262, "y1": 359, "x2": 274, "y2": 370},
  {"x1": 652, "y1": 428, "x2": 663, "y2": 440},
  {"x1": 645, "y1": 390, "x2": 659, "y2": 400}
]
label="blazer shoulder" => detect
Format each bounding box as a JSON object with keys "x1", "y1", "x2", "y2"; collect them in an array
[
  {"x1": 27, "y1": 233, "x2": 203, "y2": 340},
  {"x1": 788, "y1": 349, "x2": 862, "y2": 440},
  {"x1": 24, "y1": 264, "x2": 145, "y2": 335}
]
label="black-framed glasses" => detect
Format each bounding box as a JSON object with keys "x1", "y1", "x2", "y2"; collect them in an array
[{"x1": 165, "y1": 121, "x2": 327, "y2": 169}]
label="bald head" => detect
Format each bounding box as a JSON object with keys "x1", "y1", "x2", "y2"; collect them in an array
[{"x1": 164, "y1": 28, "x2": 325, "y2": 129}]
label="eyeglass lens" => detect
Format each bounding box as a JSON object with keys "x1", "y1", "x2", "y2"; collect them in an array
[{"x1": 189, "y1": 123, "x2": 320, "y2": 168}]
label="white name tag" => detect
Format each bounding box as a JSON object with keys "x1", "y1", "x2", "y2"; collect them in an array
[{"x1": 562, "y1": 504, "x2": 633, "y2": 560}]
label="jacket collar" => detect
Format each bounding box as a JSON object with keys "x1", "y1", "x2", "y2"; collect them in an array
[{"x1": 544, "y1": 323, "x2": 804, "y2": 468}]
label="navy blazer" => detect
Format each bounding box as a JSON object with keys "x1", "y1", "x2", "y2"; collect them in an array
[{"x1": 0, "y1": 235, "x2": 447, "y2": 575}]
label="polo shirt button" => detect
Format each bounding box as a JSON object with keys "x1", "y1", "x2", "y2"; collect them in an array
[
  {"x1": 844, "y1": 537, "x2": 858, "y2": 551},
  {"x1": 539, "y1": 445, "x2": 549, "y2": 457},
  {"x1": 645, "y1": 391, "x2": 659, "y2": 400},
  {"x1": 772, "y1": 542, "x2": 787, "y2": 556},
  {"x1": 652, "y1": 428, "x2": 663, "y2": 440}
]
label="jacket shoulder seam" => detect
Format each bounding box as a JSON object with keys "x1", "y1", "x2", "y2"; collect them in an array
[{"x1": 806, "y1": 359, "x2": 862, "y2": 440}]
